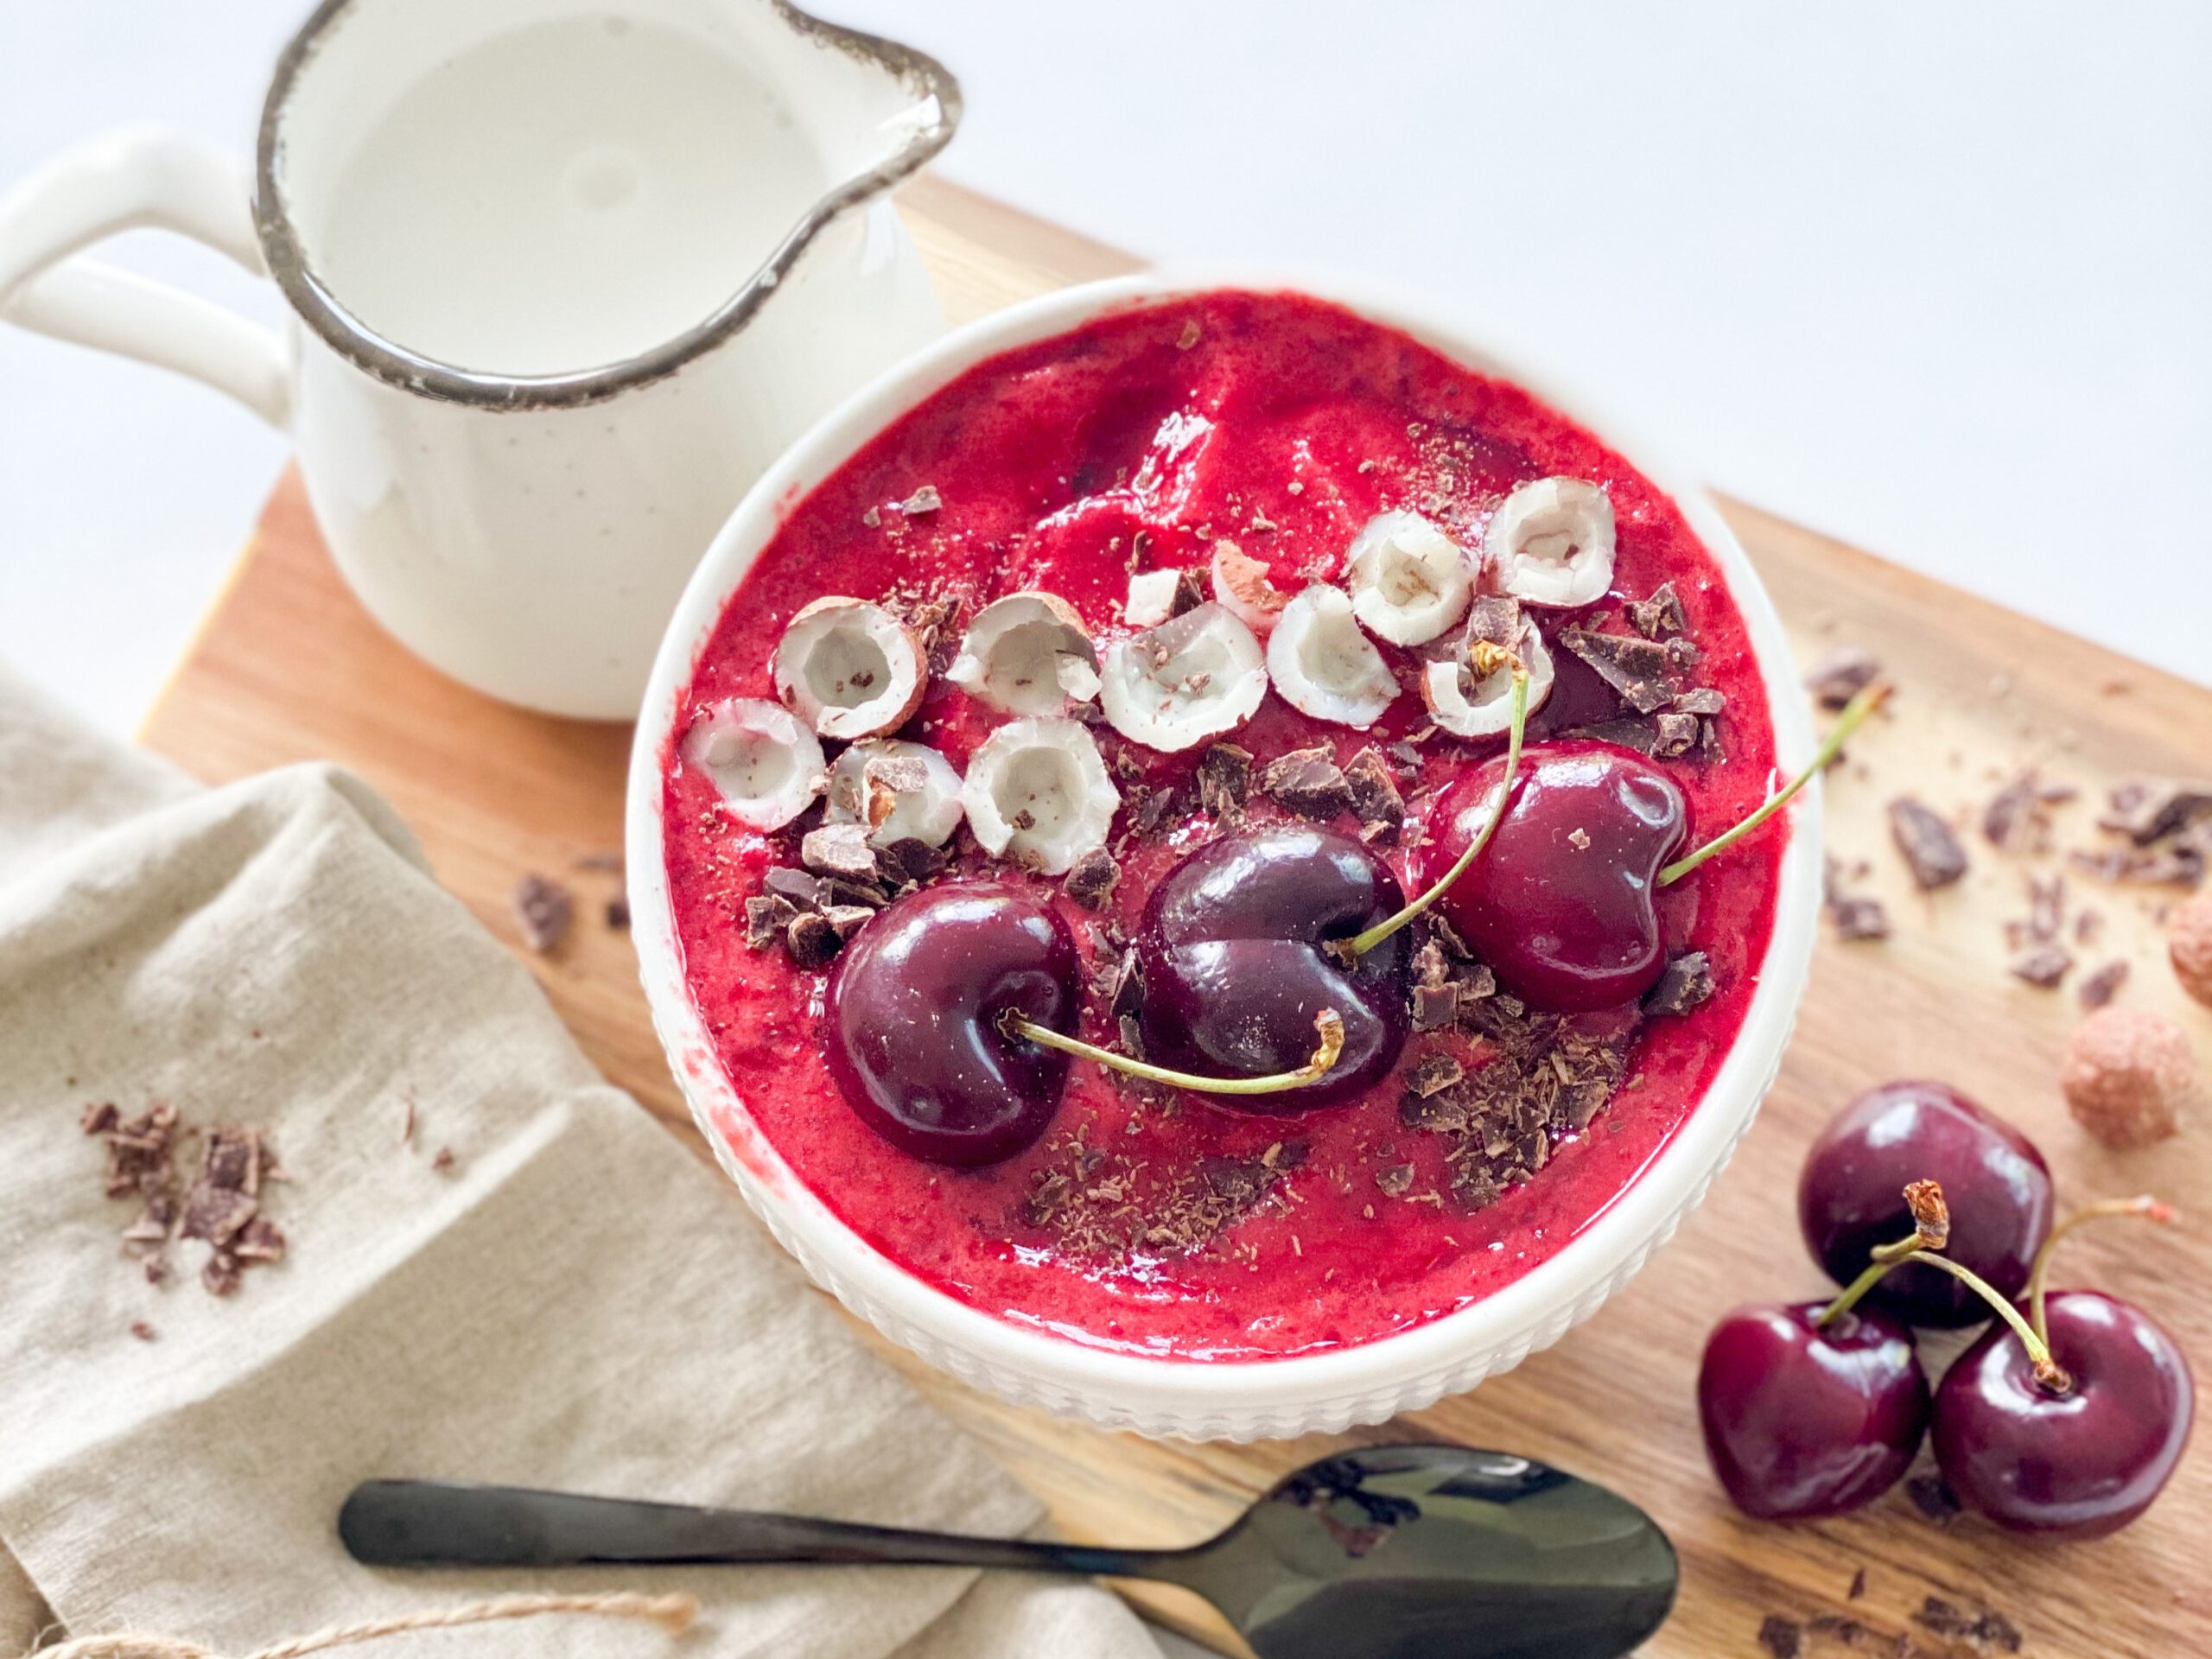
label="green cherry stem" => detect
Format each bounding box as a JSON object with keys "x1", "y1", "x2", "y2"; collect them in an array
[
  {"x1": 1656, "y1": 677, "x2": 1891, "y2": 887},
  {"x1": 2027, "y1": 1195, "x2": 2177, "y2": 1348},
  {"x1": 1340, "y1": 664, "x2": 1531, "y2": 960},
  {"x1": 1004, "y1": 1007, "x2": 1345, "y2": 1097}
]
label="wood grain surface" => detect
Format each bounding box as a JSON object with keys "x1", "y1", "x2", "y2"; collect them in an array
[{"x1": 140, "y1": 175, "x2": 2210, "y2": 1656}]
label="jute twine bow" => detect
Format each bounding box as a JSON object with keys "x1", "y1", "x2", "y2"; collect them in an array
[{"x1": 29, "y1": 1591, "x2": 697, "y2": 1659}]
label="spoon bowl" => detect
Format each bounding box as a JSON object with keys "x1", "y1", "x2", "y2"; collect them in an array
[{"x1": 341, "y1": 1442, "x2": 1675, "y2": 1659}]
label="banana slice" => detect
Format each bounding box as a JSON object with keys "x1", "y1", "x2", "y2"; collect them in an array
[
  {"x1": 960, "y1": 717, "x2": 1122, "y2": 874},
  {"x1": 946, "y1": 591, "x2": 1101, "y2": 716},
  {"x1": 680, "y1": 698, "x2": 827, "y2": 830},
  {"x1": 772, "y1": 596, "x2": 927, "y2": 740},
  {"x1": 1421, "y1": 607, "x2": 1556, "y2": 738},
  {"x1": 825, "y1": 738, "x2": 964, "y2": 848},
  {"x1": 1098, "y1": 601, "x2": 1268, "y2": 752},
  {"x1": 1485, "y1": 478, "x2": 1615, "y2": 608},
  {"x1": 1267, "y1": 586, "x2": 1400, "y2": 729},
  {"x1": 1345, "y1": 511, "x2": 1473, "y2": 645},
  {"x1": 1210, "y1": 538, "x2": 1290, "y2": 635}
]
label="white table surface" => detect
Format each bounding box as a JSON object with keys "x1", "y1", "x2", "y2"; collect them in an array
[{"x1": 4, "y1": 0, "x2": 2207, "y2": 738}]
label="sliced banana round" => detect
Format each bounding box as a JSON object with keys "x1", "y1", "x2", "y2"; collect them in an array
[
  {"x1": 679, "y1": 698, "x2": 826, "y2": 831},
  {"x1": 1484, "y1": 477, "x2": 1615, "y2": 608},
  {"x1": 1421, "y1": 618, "x2": 1556, "y2": 738},
  {"x1": 1267, "y1": 585, "x2": 1400, "y2": 729},
  {"x1": 960, "y1": 717, "x2": 1122, "y2": 875},
  {"x1": 772, "y1": 596, "x2": 927, "y2": 741},
  {"x1": 1344, "y1": 511, "x2": 1474, "y2": 645},
  {"x1": 1123, "y1": 567, "x2": 1179, "y2": 628},
  {"x1": 1209, "y1": 539, "x2": 1290, "y2": 635},
  {"x1": 1098, "y1": 601, "x2": 1268, "y2": 753},
  {"x1": 945, "y1": 591, "x2": 1101, "y2": 716},
  {"x1": 825, "y1": 738, "x2": 964, "y2": 848}
]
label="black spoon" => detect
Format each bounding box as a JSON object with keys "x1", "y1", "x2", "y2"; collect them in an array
[{"x1": 341, "y1": 1443, "x2": 1675, "y2": 1659}]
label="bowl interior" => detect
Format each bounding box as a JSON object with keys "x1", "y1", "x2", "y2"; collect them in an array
[{"x1": 625, "y1": 270, "x2": 1821, "y2": 1430}]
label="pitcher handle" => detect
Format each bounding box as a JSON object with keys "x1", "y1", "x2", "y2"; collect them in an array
[{"x1": 0, "y1": 128, "x2": 291, "y2": 428}]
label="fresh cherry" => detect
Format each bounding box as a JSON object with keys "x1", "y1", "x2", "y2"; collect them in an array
[
  {"x1": 1413, "y1": 740, "x2": 1688, "y2": 1012},
  {"x1": 1798, "y1": 1082, "x2": 2053, "y2": 1329},
  {"x1": 1135, "y1": 823, "x2": 1411, "y2": 1110},
  {"x1": 824, "y1": 881, "x2": 1081, "y2": 1166},
  {"x1": 1933, "y1": 1289, "x2": 2194, "y2": 1538},
  {"x1": 1697, "y1": 1300, "x2": 1929, "y2": 1521}
]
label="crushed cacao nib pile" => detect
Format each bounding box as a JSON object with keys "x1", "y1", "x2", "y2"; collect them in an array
[{"x1": 80, "y1": 1100, "x2": 289, "y2": 1298}]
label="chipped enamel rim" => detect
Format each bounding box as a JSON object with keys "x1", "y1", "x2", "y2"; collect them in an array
[{"x1": 627, "y1": 269, "x2": 1821, "y2": 1440}]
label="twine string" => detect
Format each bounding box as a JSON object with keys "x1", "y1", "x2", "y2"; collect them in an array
[{"x1": 30, "y1": 1591, "x2": 697, "y2": 1659}]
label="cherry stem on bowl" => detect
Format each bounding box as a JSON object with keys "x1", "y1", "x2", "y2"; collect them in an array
[
  {"x1": 1656, "y1": 678, "x2": 1891, "y2": 888},
  {"x1": 1003, "y1": 1007, "x2": 1346, "y2": 1096},
  {"x1": 1340, "y1": 662, "x2": 1531, "y2": 961},
  {"x1": 1815, "y1": 1180, "x2": 2072, "y2": 1394},
  {"x1": 2027, "y1": 1194, "x2": 2177, "y2": 1348}
]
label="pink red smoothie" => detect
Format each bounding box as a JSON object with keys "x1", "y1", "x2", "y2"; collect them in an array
[{"x1": 662, "y1": 291, "x2": 1783, "y2": 1359}]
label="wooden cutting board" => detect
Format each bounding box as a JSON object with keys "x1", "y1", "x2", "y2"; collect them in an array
[{"x1": 141, "y1": 175, "x2": 2210, "y2": 1656}]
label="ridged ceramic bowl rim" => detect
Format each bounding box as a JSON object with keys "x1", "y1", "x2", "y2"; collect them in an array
[{"x1": 626, "y1": 268, "x2": 1821, "y2": 1440}]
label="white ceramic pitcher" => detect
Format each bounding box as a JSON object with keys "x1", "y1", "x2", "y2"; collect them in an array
[{"x1": 0, "y1": 0, "x2": 958, "y2": 718}]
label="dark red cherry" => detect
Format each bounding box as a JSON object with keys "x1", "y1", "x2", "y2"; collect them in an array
[
  {"x1": 1799, "y1": 1082, "x2": 2053, "y2": 1328},
  {"x1": 1135, "y1": 823, "x2": 1410, "y2": 1110},
  {"x1": 825, "y1": 882, "x2": 1081, "y2": 1166},
  {"x1": 1932, "y1": 1290, "x2": 2193, "y2": 1538},
  {"x1": 1697, "y1": 1300, "x2": 1929, "y2": 1521},
  {"x1": 1414, "y1": 741, "x2": 1688, "y2": 1013}
]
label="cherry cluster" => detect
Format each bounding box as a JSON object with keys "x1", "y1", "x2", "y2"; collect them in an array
[{"x1": 1698, "y1": 1080, "x2": 2191, "y2": 1539}]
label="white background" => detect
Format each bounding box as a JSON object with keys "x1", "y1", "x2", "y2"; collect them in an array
[{"x1": 3, "y1": 0, "x2": 2208, "y2": 739}]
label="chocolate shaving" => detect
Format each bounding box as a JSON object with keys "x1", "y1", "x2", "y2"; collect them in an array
[
  {"x1": 1888, "y1": 798, "x2": 1968, "y2": 889},
  {"x1": 1671, "y1": 685, "x2": 1726, "y2": 717},
  {"x1": 1170, "y1": 566, "x2": 1208, "y2": 618},
  {"x1": 604, "y1": 897, "x2": 630, "y2": 930},
  {"x1": 1064, "y1": 847, "x2": 1122, "y2": 911},
  {"x1": 1756, "y1": 1616, "x2": 1803, "y2": 1659},
  {"x1": 1982, "y1": 770, "x2": 2055, "y2": 854},
  {"x1": 800, "y1": 823, "x2": 879, "y2": 881},
  {"x1": 821, "y1": 904, "x2": 875, "y2": 940},
  {"x1": 1625, "y1": 582, "x2": 1687, "y2": 639},
  {"x1": 1847, "y1": 1568, "x2": 1867, "y2": 1601},
  {"x1": 1374, "y1": 1164, "x2": 1416, "y2": 1197},
  {"x1": 785, "y1": 911, "x2": 842, "y2": 968},
  {"x1": 1261, "y1": 747, "x2": 1355, "y2": 820},
  {"x1": 1913, "y1": 1597, "x2": 2023, "y2": 1651},
  {"x1": 2100, "y1": 778, "x2": 2212, "y2": 845},
  {"x1": 761, "y1": 866, "x2": 826, "y2": 909},
  {"x1": 512, "y1": 874, "x2": 574, "y2": 953},
  {"x1": 129, "y1": 1321, "x2": 158, "y2": 1343},
  {"x1": 1558, "y1": 627, "x2": 1674, "y2": 714},
  {"x1": 1650, "y1": 712, "x2": 1700, "y2": 758},
  {"x1": 746, "y1": 893, "x2": 799, "y2": 950},
  {"x1": 875, "y1": 836, "x2": 950, "y2": 887},
  {"x1": 1822, "y1": 858, "x2": 1891, "y2": 941},
  {"x1": 1196, "y1": 742, "x2": 1253, "y2": 823},
  {"x1": 1643, "y1": 950, "x2": 1714, "y2": 1016},
  {"x1": 1803, "y1": 644, "x2": 1879, "y2": 710},
  {"x1": 2007, "y1": 940, "x2": 2072, "y2": 988},
  {"x1": 1568, "y1": 717, "x2": 1666, "y2": 757},
  {"x1": 1411, "y1": 982, "x2": 1460, "y2": 1031},
  {"x1": 897, "y1": 484, "x2": 941, "y2": 516},
  {"x1": 1464, "y1": 594, "x2": 1523, "y2": 648},
  {"x1": 1409, "y1": 1052, "x2": 1465, "y2": 1096},
  {"x1": 1341, "y1": 747, "x2": 1405, "y2": 841},
  {"x1": 2077, "y1": 958, "x2": 2128, "y2": 1008},
  {"x1": 1905, "y1": 1472, "x2": 1961, "y2": 1526}
]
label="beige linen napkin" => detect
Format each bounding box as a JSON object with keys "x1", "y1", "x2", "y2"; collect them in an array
[{"x1": 0, "y1": 664, "x2": 1156, "y2": 1659}]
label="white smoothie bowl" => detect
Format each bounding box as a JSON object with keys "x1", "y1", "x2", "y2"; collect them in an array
[{"x1": 626, "y1": 269, "x2": 1821, "y2": 1442}]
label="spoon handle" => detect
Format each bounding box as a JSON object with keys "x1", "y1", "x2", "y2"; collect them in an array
[{"x1": 340, "y1": 1479, "x2": 1175, "y2": 1579}]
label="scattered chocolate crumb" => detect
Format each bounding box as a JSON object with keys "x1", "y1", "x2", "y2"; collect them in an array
[
  {"x1": 1821, "y1": 856, "x2": 1891, "y2": 938},
  {"x1": 861, "y1": 505, "x2": 881, "y2": 529},
  {"x1": 202, "y1": 1252, "x2": 243, "y2": 1297},
  {"x1": 1757, "y1": 1615, "x2": 1803, "y2": 1659},
  {"x1": 1262, "y1": 746, "x2": 1356, "y2": 820},
  {"x1": 1651, "y1": 711, "x2": 1700, "y2": 758},
  {"x1": 1176, "y1": 319, "x2": 1201, "y2": 350},
  {"x1": 1341, "y1": 747, "x2": 1405, "y2": 841},
  {"x1": 1626, "y1": 582, "x2": 1687, "y2": 639},
  {"x1": 2100, "y1": 778, "x2": 2212, "y2": 845},
  {"x1": 1888, "y1": 798, "x2": 1968, "y2": 889},
  {"x1": 1567, "y1": 716, "x2": 1666, "y2": 757},
  {"x1": 2008, "y1": 941, "x2": 2072, "y2": 988},
  {"x1": 1411, "y1": 981, "x2": 1461, "y2": 1032},
  {"x1": 1559, "y1": 627, "x2": 1675, "y2": 714},
  {"x1": 1644, "y1": 950, "x2": 1715, "y2": 1017},
  {"x1": 1464, "y1": 594, "x2": 1523, "y2": 649},
  {"x1": 876, "y1": 836, "x2": 950, "y2": 887},
  {"x1": 512, "y1": 874, "x2": 575, "y2": 953},
  {"x1": 1847, "y1": 1567, "x2": 1867, "y2": 1601},
  {"x1": 1170, "y1": 565, "x2": 1208, "y2": 618},
  {"x1": 800, "y1": 823, "x2": 879, "y2": 880},
  {"x1": 604, "y1": 897, "x2": 631, "y2": 930},
  {"x1": 129, "y1": 1321, "x2": 158, "y2": 1343},
  {"x1": 897, "y1": 484, "x2": 942, "y2": 516},
  {"x1": 785, "y1": 910, "x2": 842, "y2": 969},
  {"x1": 821, "y1": 904, "x2": 875, "y2": 940},
  {"x1": 572, "y1": 849, "x2": 624, "y2": 873},
  {"x1": 1983, "y1": 770, "x2": 2057, "y2": 854},
  {"x1": 1409, "y1": 1052, "x2": 1465, "y2": 1096},
  {"x1": 1375, "y1": 1163, "x2": 1416, "y2": 1198},
  {"x1": 1913, "y1": 1596, "x2": 2022, "y2": 1649},
  {"x1": 2077, "y1": 958, "x2": 2128, "y2": 1008},
  {"x1": 1672, "y1": 685, "x2": 1726, "y2": 717},
  {"x1": 1064, "y1": 846, "x2": 1122, "y2": 911},
  {"x1": 1196, "y1": 742, "x2": 1253, "y2": 823},
  {"x1": 1904, "y1": 1472, "x2": 1961, "y2": 1526},
  {"x1": 431, "y1": 1146, "x2": 456, "y2": 1174},
  {"x1": 746, "y1": 893, "x2": 800, "y2": 950},
  {"x1": 1804, "y1": 644, "x2": 1879, "y2": 710},
  {"x1": 79, "y1": 1100, "x2": 118, "y2": 1135},
  {"x1": 761, "y1": 866, "x2": 826, "y2": 909}
]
